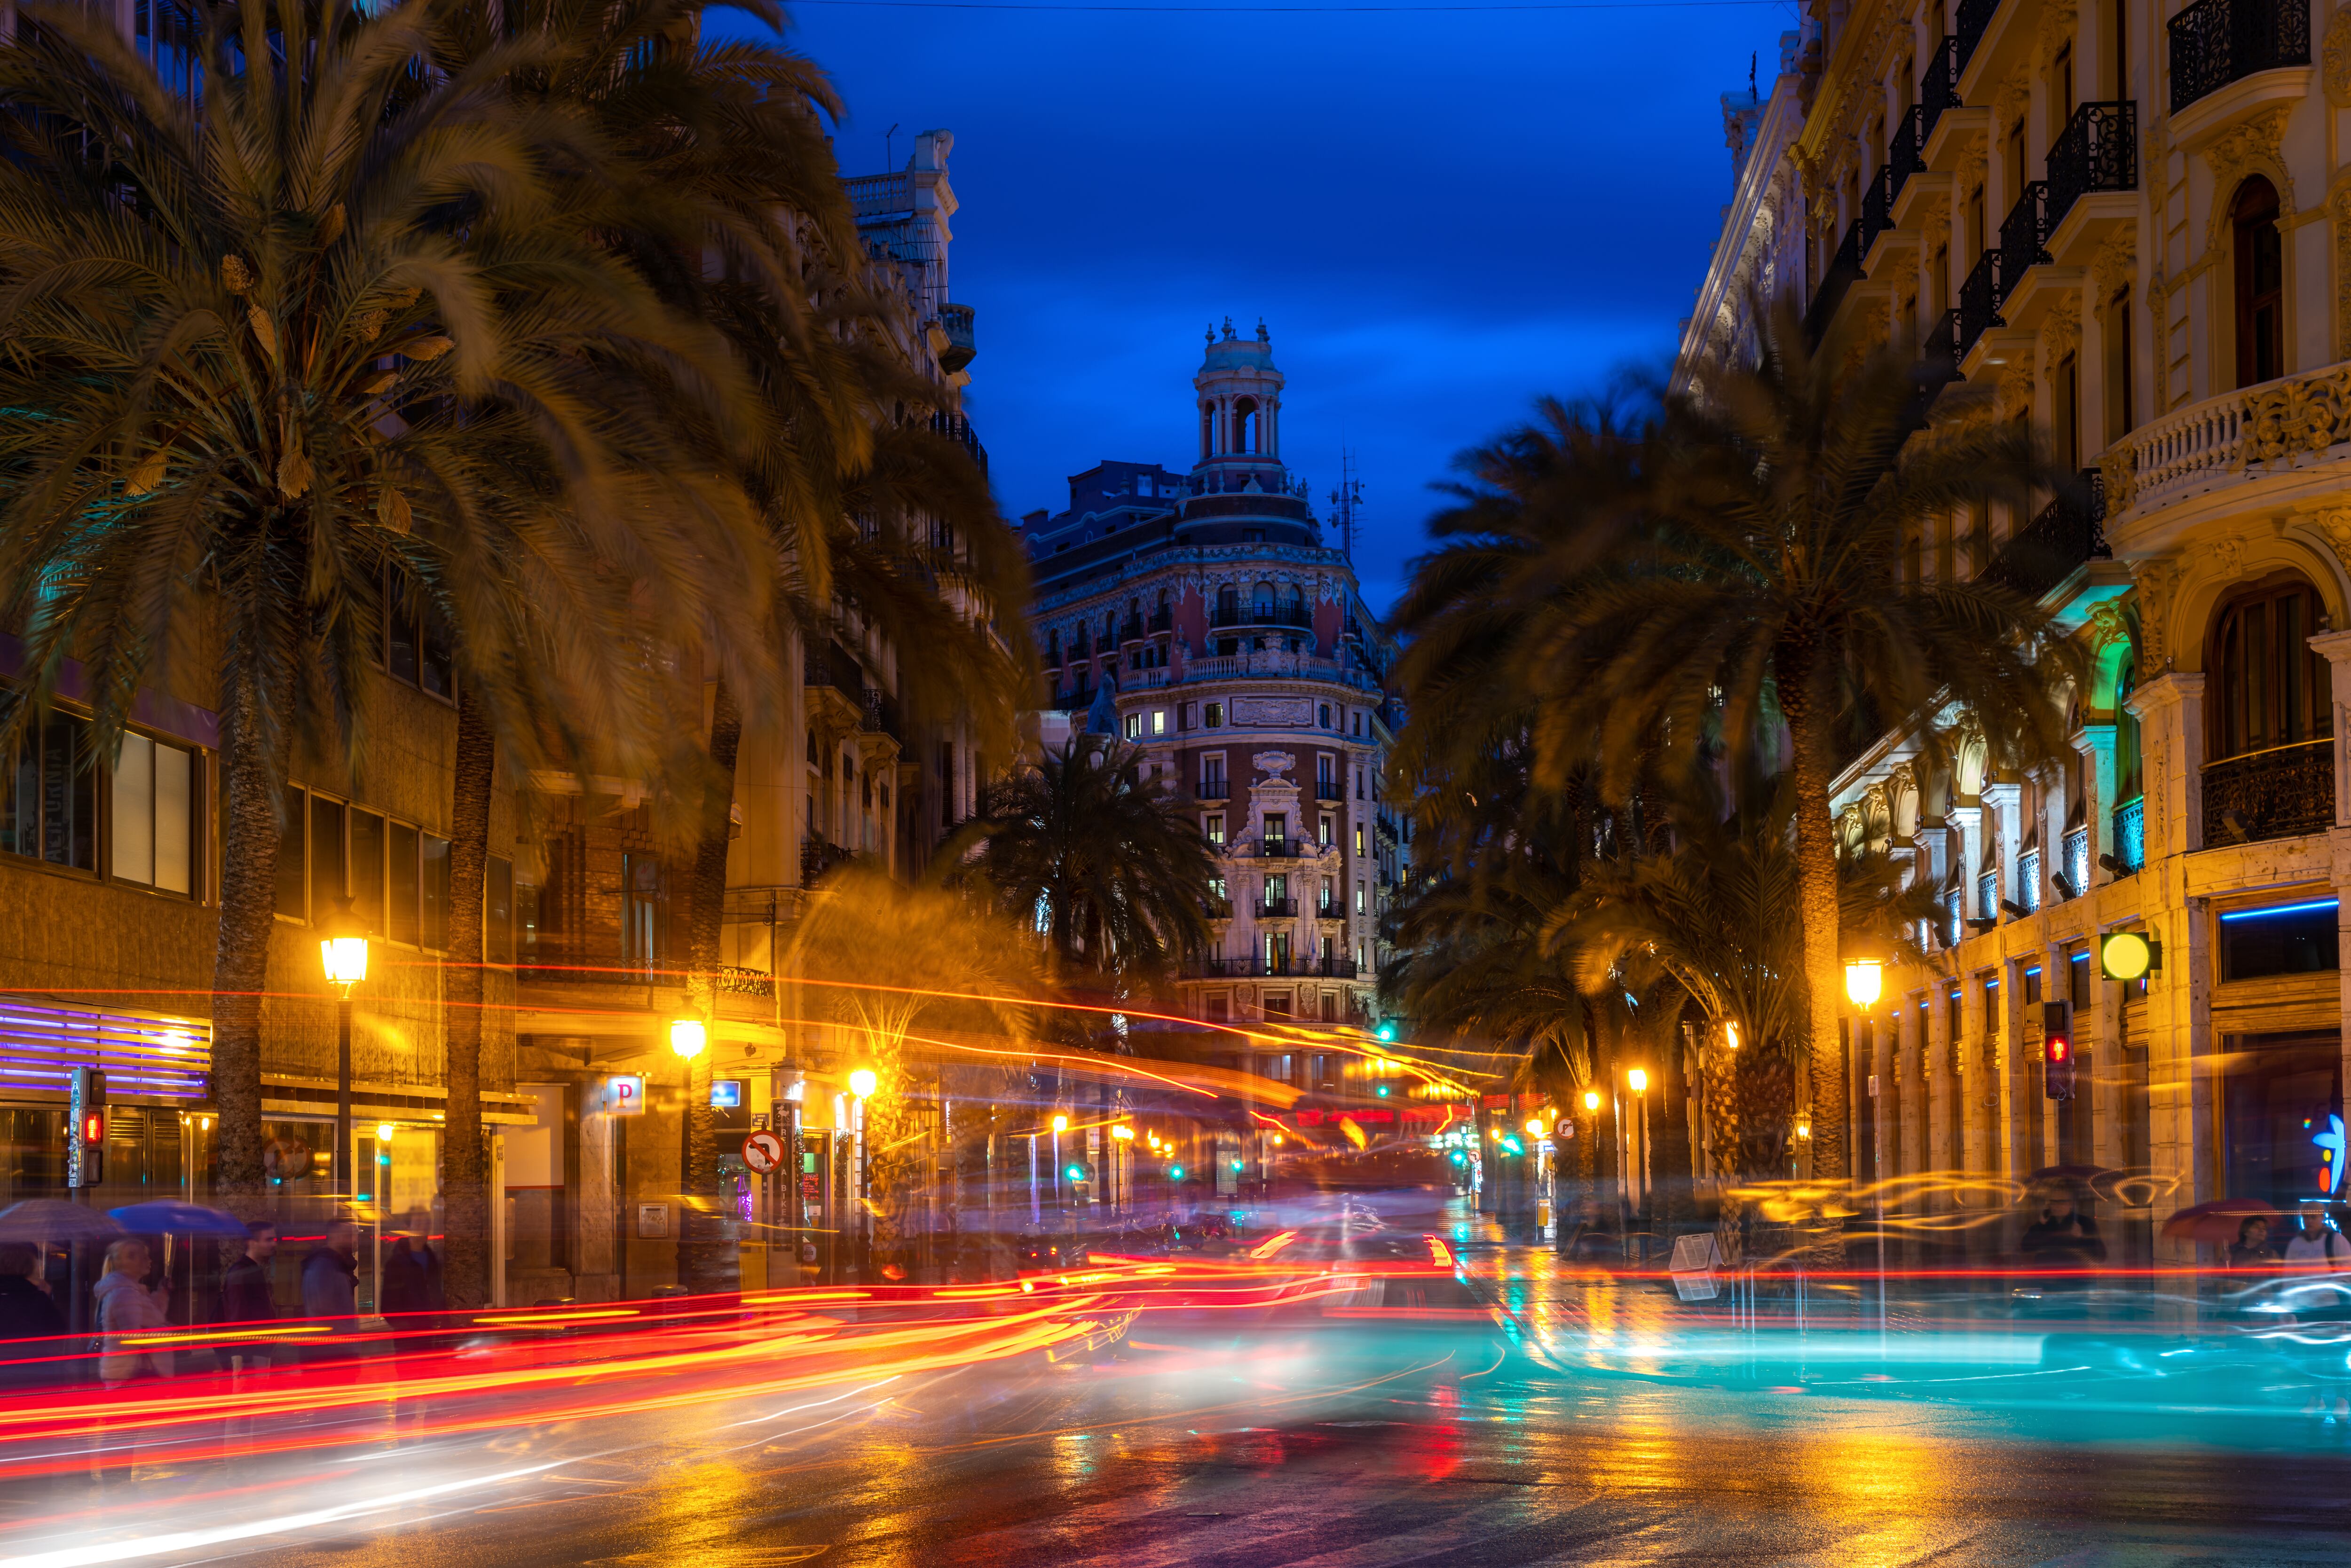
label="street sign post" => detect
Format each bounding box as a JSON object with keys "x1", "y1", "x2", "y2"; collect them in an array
[{"x1": 742, "y1": 1129, "x2": 786, "y2": 1174}]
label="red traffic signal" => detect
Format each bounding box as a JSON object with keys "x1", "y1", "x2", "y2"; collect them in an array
[{"x1": 2042, "y1": 1001, "x2": 2075, "y2": 1100}]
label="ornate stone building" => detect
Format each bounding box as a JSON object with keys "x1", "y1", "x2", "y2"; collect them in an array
[
  {"x1": 1681, "y1": 0, "x2": 2351, "y2": 1269},
  {"x1": 1021, "y1": 323, "x2": 1410, "y2": 1070}
]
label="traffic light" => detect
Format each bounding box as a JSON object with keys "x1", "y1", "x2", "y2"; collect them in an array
[
  {"x1": 1062, "y1": 1162, "x2": 1093, "y2": 1184},
  {"x1": 67, "y1": 1066, "x2": 105, "y2": 1187},
  {"x1": 2043, "y1": 1001, "x2": 2075, "y2": 1101},
  {"x1": 2100, "y1": 930, "x2": 2159, "y2": 980},
  {"x1": 1165, "y1": 1163, "x2": 1185, "y2": 1181}
]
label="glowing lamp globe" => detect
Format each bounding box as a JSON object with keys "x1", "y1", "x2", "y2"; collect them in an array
[
  {"x1": 1844, "y1": 957, "x2": 1883, "y2": 1008},
  {"x1": 1052, "y1": 1114, "x2": 1069, "y2": 1132},
  {"x1": 1524, "y1": 1117, "x2": 1546, "y2": 1139},
  {"x1": 1583, "y1": 1090, "x2": 1601, "y2": 1111},
  {"x1": 375, "y1": 1122, "x2": 396, "y2": 1143},
  {"x1": 668, "y1": 1019, "x2": 707, "y2": 1059},
  {"x1": 1627, "y1": 1068, "x2": 1649, "y2": 1094},
  {"x1": 848, "y1": 1067, "x2": 878, "y2": 1099},
  {"x1": 321, "y1": 935, "x2": 369, "y2": 987},
  {"x1": 2101, "y1": 930, "x2": 2153, "y2": 981}
]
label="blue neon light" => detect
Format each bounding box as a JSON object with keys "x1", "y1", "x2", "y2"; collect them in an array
[
  {"x1": 2319, "y1": 1116, "x2": 2347, "y2": 1196},
  {"x1": 2219, "y1": 898, "x2": 2342, "y2": 923}
]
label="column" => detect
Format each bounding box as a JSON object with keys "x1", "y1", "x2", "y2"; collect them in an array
[
  {"x1": 1926, "y1": 967, "x2": 1954, "y2": 1189},
  {"x1": 2000, "y1": 953, "x2": 2028, "y2": 1179},
  {"x1": 2076, "y1": 725, "x2": 2119, "y2": 885},
  {"x1": 1899, "y1": 990, "x2": 1925, "y2": 1180}
]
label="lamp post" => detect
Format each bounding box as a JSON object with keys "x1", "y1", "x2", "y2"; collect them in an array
[
  {"x1": 1626, "y1": 1068, "x2": 1650, "y2": 1238},
  {"x1": 848, "y1": 1066, "x2": 875, "y2": 1279},
  {"x1": 1843, "y1": 957, "x2": 1888, "y2": 1344},
  {"x1": 319, "y1": 898, "x2": 372, "y2": 1198}
]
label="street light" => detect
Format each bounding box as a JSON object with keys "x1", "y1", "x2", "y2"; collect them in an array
[
  {"x1": 318, "y1": 897, "x2": 371, "y2": 1197},
  {"x1": 668, "y1": 1018, "x2": 707, "y2": 1060},
  {"x1": 1523, "y1": 1116, "x2": 1546, "y2": 1139},
  {"x1": 1051, "y1": 1114, "x2": 1069, "y2": 1132},
  {"x1": 1844, "y1": 957, "x2": 1883, "y2": 1008},
  {"x1": 1626, "y1": 1067, "x2": 1648, "y2": 1094},
  {"x1": 848, "y1": 1067, "x2": 878, "y2": 1099},
  {"x1": 1583, "y1": 1090, "x2": 1601, "y2": 1111}
]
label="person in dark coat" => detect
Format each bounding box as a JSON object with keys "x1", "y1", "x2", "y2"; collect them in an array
[
  {"x1": 378, "y1": 1233, "x2": 444, "y2": 1351},
  {"x1": 0, "y1": 1241, "x2": 67, "y2": 1389},
  {"x1": 219, "y1": 1221, "x2": 279, "y2": 1325}
]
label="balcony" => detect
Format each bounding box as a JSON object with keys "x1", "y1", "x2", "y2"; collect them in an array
[
  {"x1": 2044, "y1": 102, "x2": 2137, "y2": 233},
  {"x1": 1148, "y1": 607, "x2": 1172, "y2": 634},
  {"x1": 1803, "y1": 220, "x2": 1866, "y2": 344},
  {"x1": 1119, "y1": 617, "x2": 1145, "y2": 644},
  {"x1": 929, "y1": 411, "x2": 986, "y2": 474},
  {"x1": 1957, "y1": 250, "x2": 2004, "y2": 357},
  {"x1": 801, "y1": 838, "x2": 859, "y2": 886},
  {"x1": 1981, "y1": 469, "x2": 2108, "y2": 600},
  {"x1": 1212, "y1": 604, "x2": 1313, "y2": 631},
  {"x1": 1315, "y1": 781, "x2": 1345, "y2": 802},
  {"x1": 936, "y1": 302, "x2": 975, "y2": 374},
  {"x1": 2169, "y1": 0, "x2": 2310, "y2": 114},
  {"x1": 1999, "y1": 182, "x2": 2051, "y2": 285},
  {"x1": 1259, "y1": 838, "x2": 1295, "y2": 859},
  {"x1": 1955, "y1": 0, "x2": 2000, "y2": 71},
  {"x1": 1204, "y1": 896, "x2": 1234, "y2": 920},
  {"x1": 2061, "y1": 826, "x2": 2091, "y2": 899},
  {"x1": 1921, "y1": 35, "x2": 1963, "y2": 130},
  {"x1": 1924, "y1": 308, "x2": 1961, "y2": 380},
  {"x1": 2202, "y1": 738, "x2": 2334, "y2": 845},
  {"x1": 2111, "y1": 796, "x2": 2146, "y2": 874},
  {"x1": 1258, "y1": 897, "x2": 1299, "y2": 919},
  {"x1": 2105, "y1": 359, "x2": 2351, "y2": 516},
  {"x1": 1183, "y1": 954, "x2": 1360, "y2": 980},
  {"x1": 1196, "y1": 779, "x2": 1231, "y2": 800}
]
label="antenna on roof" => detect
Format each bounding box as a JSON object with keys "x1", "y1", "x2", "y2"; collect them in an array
[
  {"x1": 1328, "y1": 451, "x2": 1363, "y2": 562},
  {"x1": 885, "y1": 123, "x2": 900, "y2": 171}
]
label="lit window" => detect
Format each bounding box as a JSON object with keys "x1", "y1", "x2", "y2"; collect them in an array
[
  {"x1": 1152, "y1": 709, "x2": 1167, "y2": 736},
  {"x1": 1124, "y1": 713, "x2": 1142, "y2": 740},
  {"x1": 1204, "y1": 814, "x2": 1225, "y2": 846},
  {"x1": 1205, "y1": 702, "x2": 1224, "y2": 727},
  {"x1": 108, "y1": 732, "x2": 197, "y2": 895}
]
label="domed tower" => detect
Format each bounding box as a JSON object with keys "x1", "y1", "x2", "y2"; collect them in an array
[{"x1": 1182, "y1": 318, "x2": 1318, "y2": 548}]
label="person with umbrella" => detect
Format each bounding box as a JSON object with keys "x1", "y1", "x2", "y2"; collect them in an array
[{"x1": 0, "y1": 1241, "x2": 65, "y2": 1390}]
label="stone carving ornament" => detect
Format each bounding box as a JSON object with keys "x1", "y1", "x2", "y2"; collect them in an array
[
  {"x1": 2333, "y1": 176, "x2": 2351, "y2": 360},
  {"x1": 2325, "y1": 0, "x2": 2351, "y2": 106},
  {"x1": 2132, "y1": 556, "x2": 2182, "y2": 677},
  {"x1": 2200, "y1": 106, "x2": 2295, "y2": 246},
  {"x1": 1252, "y1": 750, "x2": 1296, "y2": 778}
]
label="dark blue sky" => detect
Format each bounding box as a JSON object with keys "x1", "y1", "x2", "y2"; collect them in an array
[{"x1": 770, "y1": 0, "x2": 1794, "y2": 614}]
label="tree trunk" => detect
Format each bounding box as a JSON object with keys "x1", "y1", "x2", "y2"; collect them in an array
[
  {"x1": 679, "y1": 673, "x2": 743, "y2": 1295},
  {"x1": 211, "y1": 660, "x2": 295, "y2": 1215},
  {"x1": 442, "y1": 682, "x2": 495, "y2": 1308},
  {"x1": 1778, "y1": 659, "x2": 1852, "y2": 1188}
]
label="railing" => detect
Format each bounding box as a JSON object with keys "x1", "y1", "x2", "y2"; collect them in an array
[
  {"x1": 2169, "y1": 0, "x2": 2310, "y2": 113},
  {"x1": 2062, "y1": 826, "x2": 2091, "y2": 899},
  {"x1": 1861, "y1": 162, "x2": 1898, "y2": 254},
  {"x1": 1925, "y1": 307, "x2": 1961, "y2": 378},
  {"x1": 1183, "y1": 955, "x2": 1360, "y2": 979},
  {"x1": 1317, "y1": 894, "x2": 1339, "y2": 917},
  {"x1": 1999, "y1": 182, "x2": 2051, "y2": 283},
  {"x1": 2111, "y1": 796, "x2": 2146, "y2": 874},
  {"x1": 1888, "y1": 105, "x2": 1927, "y2": 198},
  {"x1": 1977, "y1": 869, "x2": 1999, "y2": 922},
  {"x1": 1212, "y1": 605, "x2": 1313, "y2": 630},
  {"x1": 1315, "y1": 782, "x2": 1345, "y2": 802},
  {"x1": 861, "y1": 687, "x2": 899, "y2": 739},
  {"x1": 2202, "y1": 737, "x2": 2334, "y2": 845},
  {"x1": 717, "y1": 965, "x2": 775, "y2": 998},
  {"x1": 1803, "y1": 220, "x2": 1866, "y2": 343},
  {"x1": 1148, "y1": 607, "x2": 1172, "y2": 634},
  {"x1": 1955, "y1": 0, "x2": 2000, "y2": 71},
  {"x1": 1042, "y1": 649, "x2": 1062, "y2": 670},
  {"x1": 1196, "y1": 779, "x2": 1231, "y2": 800},
  {"x1": 1957, "y1": 250, "x2": 2004, "y2": 357},
  {"x1": 805, "y1": 639, "x2": 865, "y2": 703},
  {"x1": 929, "y1": 411, "x2": 987, "y2": 474},
  {"x1": 2098, "y1": 360, "x2": 2351, "y2": 513},
  {"x1": 801, "y1": 838, "x2": 859, "y2": 886},
  {"x1": 1259, "y1": 838, "x2": 1294, "y2": 859},
  {"x1": 1921, "y1": 35, "x2": 1963, "y2": 129},
  {"x1": 936, "y1": 302, "x2": 975, "y2": 373},
  {"x1": 2045, "y1": 102, "x2": 2138, "y2": 230},
  {"x1": 1119, "y1": 617, "x2": 1145, "y2": 643},
  {"x1": 1981, "y1": 468, "x2": 2109, "y2": 599},
  {"x1": 2017, "y1": 849, "x2": 2042, "y2": 913},
  {"x1": 1204, "y1": 897, "x2": 1234, "y2": 919},
  {"x1": 1258, "y1": 897, "x2": 1299, "y2": 918}
]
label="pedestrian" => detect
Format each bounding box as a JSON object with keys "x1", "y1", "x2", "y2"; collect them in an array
[
  {"x1": 92, "y1": 1238, "x2": 173, "y2": 1386},
  {"x1": 2229, "y1": 1214, "x2": 2280, "y2": 1272},
  {"x1": 0, "y1": 1240, "x2": 66, "y2": 1390},
  {"x1": 301, "y1": 1218, "x2": 360, "y2": 1362},
  {"x1": 220, "y1": 1221, "x2": 279, "y2": 1324},
  {"x1": 379, "y1": 1232, "x2": 444, "y2": 1350},
  {"x1": 2020, "y1": 1190, "x2": 2108, "y2": 1286},
  {"x1": 2283, "y1": 1198, "x2": 2350, "y2": 1276}
]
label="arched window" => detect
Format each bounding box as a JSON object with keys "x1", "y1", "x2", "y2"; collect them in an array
[
  {"x1": 1216, "y1": 584, "x2": 1239, "y2": 622},
  {"x1": 1233, "y1": 397, "x2": 1259, "y2": 454},
  {"x1": 2233, "y1": 177, "x2": 2283, "y2": 388},
  {"x1": 1201, "y1": 403, "x2": 1216, "y2": 457},
  {"x1": 1252, "y1": 581, "x2": 1276, "y2": 618},
  {"x1": 2211, "y1": 577, "x2": 2330, "y2": 759}
]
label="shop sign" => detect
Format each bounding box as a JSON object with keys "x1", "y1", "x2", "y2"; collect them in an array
[{"x1": 602, "y1": 1075, "x2": 646, "y2": 1116}]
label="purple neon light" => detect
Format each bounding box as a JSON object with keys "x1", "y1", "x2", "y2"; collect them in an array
[{"x1": 0, "y1": 999, "x2": 208, "y2": 1097}]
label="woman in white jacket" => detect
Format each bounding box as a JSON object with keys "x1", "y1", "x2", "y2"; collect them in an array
[{"x1": 93, "y1": 1238, "x2": 173, "y2": 1385}]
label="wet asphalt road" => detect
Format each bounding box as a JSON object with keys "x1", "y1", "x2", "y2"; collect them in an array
[{"x1": 202, "y1": 1320, "x2": 2351, "y2": 1568}]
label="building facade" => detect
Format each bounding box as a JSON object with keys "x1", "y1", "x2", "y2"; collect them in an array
[
  {"x1": 1681, "y1": 0, "x2": 2351, "y2": 1267},
  {"x1": 1021, "y1": 322, "x2": 1411, "y2": 1072}
]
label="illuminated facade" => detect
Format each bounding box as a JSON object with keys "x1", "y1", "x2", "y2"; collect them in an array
[
  {"x1": 1682, "y1": 0, "x2": 2351, "y2": 1268},
  {"x1": 1021, "y1": 322, "x2": 1411, "y2": 1068}
]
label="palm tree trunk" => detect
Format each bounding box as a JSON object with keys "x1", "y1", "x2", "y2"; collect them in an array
[
  {"x1": 442, "y1": 682, "x2": 494, "y2": 1308},
  {"x1": 211, "y1": 660, "x2": 295, "y2": 1213},
  {"x1": 1778, "y1": 663, "x2": 1852, "y2": 1188},
  {"x1": 679, "y1": 673, "x2": 743, "y2": 1294}
]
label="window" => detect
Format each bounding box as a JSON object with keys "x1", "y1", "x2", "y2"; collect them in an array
[
  {"x1": 1318, "y1": 814, "x2": 1333, "y2": 848},
  {"x1": 1263, "y1": 991, "x2": 1291, "y2": 1019},
  {"x1": 622, "y1": 852, "x2": 666, "y2": 977},
  {"x1": 2213, "y1": 579, "x2": 2330, "y2": 759},
  {"x1": 421, "y1": 834, "x2": 450, "y2": 949},
  {"x1": 1123, "y1": 713, "x2": 1141, "y2": 740},
  {"x1": 939, "y1": 741, "x2": 955, "y2": 828},
  {"x1": 1983, "y1": 974, "x2": 2002, "y2": 1034},
  {"x1": 1355, "y1": 881, "x2": 1366, "y2": 914},
  {"x1": 349, "y1": 809, "x2": 385, "y2": 931},
  {"x1": 383, "y1": 567, "x2": 454, "y2": 698},
  {"x1": 1204, "y1": 702, "x2": 1224, "y2": 728},
  {"x1": 310, "y1": 796, "x2": 347, "y2": 921},
  {"x1": 2070, "y1": 949, "x2": 2091, "y2": 1008},
  {"x1": 1352, "y1": 712, "x2": 1363, "y2": 737},
  {"x1": 1354, "y1": 825, "x2": 1365, "y2": 855},
  {"x1": 2054, "y1": 353, "x2": 2078, "y2": 471},
  {"x1": 1, "y1": 709, "x2": 95, "y2": 871},
  {"x1": 2219, "y1": 898, "x2": 2340, "y2": 981},
  {"x1": 2024, "y1": 966, "x2": 2042, "y2": 1006},
  {"x1": 1206, "y1": 993, "x2": 1230, "y2": 1023},
  {"x1": 275, "y1": 792, "x2": 307, "y2": 918},
  {"x1": 1152, "y1": 709, "x2": 1167, "y2": 736},
  {"x1": 1200, "y1": 753, "x2": 1227, "y2": 796},
  {"x1": 108, "y1": 732, "x2": 197, "y2": 894},
  {"x1": 1318, "y1": 704, "x2": 1331, "y2": 727},
  {"x1": 1203, "y1": 814, "x2": 1225, "y2": 847},
  {"x1": 1946, "y1": 984, "x2": 1962, "y2": 1043},
  {"x1": 2233, "y1": 177, "x2": 2284, "y2": 388},
  {"x1": 1355, "y1": 769, "x2": 1365, "y2": 800},
  {"x1": 1320, "y1": 992, "x2": 1338, "y2": 1023},
  {"x1": 389, "y1": 821, "x2": 420, "y2": 943},
  {"x1": 2105, "y1": 285, "x2": 2134, "y2": 439}
]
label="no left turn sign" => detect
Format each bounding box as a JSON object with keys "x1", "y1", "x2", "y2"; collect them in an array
[{"x1": 742, "y1": 1130, "x2": 786, "y2": 1173}]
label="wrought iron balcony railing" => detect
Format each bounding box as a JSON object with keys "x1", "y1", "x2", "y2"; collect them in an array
[
  {"x1": 1887, "y1": 104, "x2": 1928, "y2": 196},
  {"x1": 1999, "y1": 181, "x2": 2051, "y2": 283},
  {"x1": 2016, "y1": 849, "x2": 2042, "y2": 914},
  {"x1": 1925, "y1": 307, "x2": 1961, "y2": 379},
  {"x1": 1955, "y1": 0, "x2": 2001, "y2": 71},
  {"x1": 1921, "y1": 35, "x2": 1964, "y2": 130},
  {"x1": 1212, "y1": 605, "x2": 1313, "y2": 631},
  {"x1": 1148, "y1": 607, "x2": 1173, "y2": 634},
  {"x1": 2203, "y1": 737, "x2": 2333, "y2": 845},
  {"x1": 1315, "y1": 782, "x2": 1345, "y2": 802},
  {"x1": 1119, "y1": 617, "x2": 1145, "y2": 643},
  {"x1": 2061, "y1": 826, "x2": 2091, "y2": 899},
  {"x1": 1196, "y1": 779, "x2": 1231, "y2": 800},
  {"x1": 936, "y1": 302, "x2": 975, "y2": 374},
  {"x1": 1982, "y1": 468, "x2": 2109, "y2": 600},
  {"x1": 1257, "y1": 897, "x2": 1300, "y2": 919},
  {"x1": 2045, "y1": 101, "x2": 2138, "y2": 230},
  {"x1": 1804, "y1": 219, "x2": 1867, "y2": 344},
  {"x1": 1957, "y1": 250, "x2": 2004, "y2": 357},
  {"x1": 2111, "y1": 795, "x2": 2146, "y2": 874},
  {"x1": 2170, "y1": 0, "x2": 2310, "y2": 113}
]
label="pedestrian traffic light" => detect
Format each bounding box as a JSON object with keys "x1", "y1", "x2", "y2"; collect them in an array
[
  {"x1": 2043, "y1": 1001, "x2": 2075, "y2": 1101},
  {"x1": 67, "y1": 1065, "x2": 105, "y2": 1187}
]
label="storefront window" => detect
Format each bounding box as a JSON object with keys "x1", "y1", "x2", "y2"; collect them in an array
[
  {"x1": 2219, "y1": 898, "x2": 2340, "y2": 981},
  {"x1": 2220, "y1": 1032, "x2": 2343, "y2": 1209}
]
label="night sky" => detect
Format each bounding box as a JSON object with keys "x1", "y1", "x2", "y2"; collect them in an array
[{"x1": 747, "y1": 0, "x2": 1794, "y2": 615}]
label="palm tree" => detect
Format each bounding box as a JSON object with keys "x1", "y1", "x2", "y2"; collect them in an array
[
  {"x1": 1452, "y1": 309, "x2": 2073, "y2": 1181},
  {"x1": 0, "y1": 0, "x2": 769, "y2": 1210},
  {"x1": 967, "y1": 736, "x2": 1219, "y2": 990}
]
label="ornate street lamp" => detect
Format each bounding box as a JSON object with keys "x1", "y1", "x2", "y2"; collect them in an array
[
  {"x1": 1844, "y1": 957, "x2": 1884, "y2": 1008},
  {"x1": 318, "y1": 898, "x2": 371, "y2": 1196}
]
